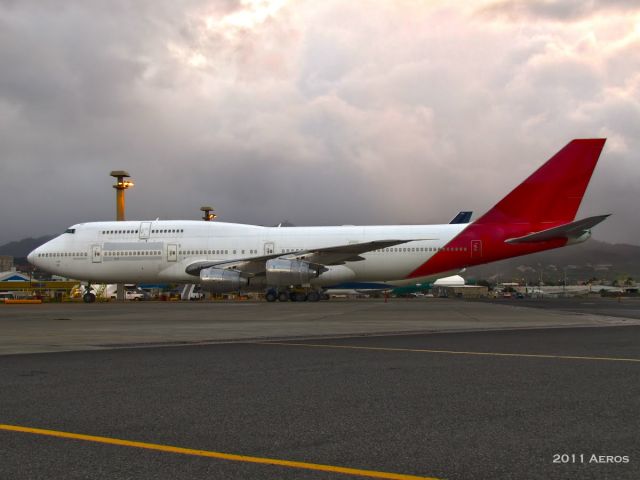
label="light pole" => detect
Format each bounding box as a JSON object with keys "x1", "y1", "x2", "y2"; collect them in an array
[
  {"x1": 110, "y1": 171, "x2": 134, "y2": 221},
  {"x1": 562, "y1": 265, "x2": 577, "y2": 297},
  {"x1": 110, "y1": 171, "x2": 134, "y2": 301}
]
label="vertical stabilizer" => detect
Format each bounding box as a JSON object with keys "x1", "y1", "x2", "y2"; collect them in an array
[
  {"x1": 475, "y1": 139, "x2": 606, "y2": 226},
  {"x1": 408, "y1": 139, "x2": 607, "y2": 279}
]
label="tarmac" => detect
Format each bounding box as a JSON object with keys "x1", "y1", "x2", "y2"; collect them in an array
[
  {"x1": 1, "y1": 297, "x2": 640, "y2": 356},
  {"x1": 1, "y1": 297, "x2": 639, "y2": 479}
]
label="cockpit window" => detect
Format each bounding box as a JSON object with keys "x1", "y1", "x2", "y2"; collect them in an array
[{"x1": 65, "y1": 228, "x2": 76, "y2": 234}]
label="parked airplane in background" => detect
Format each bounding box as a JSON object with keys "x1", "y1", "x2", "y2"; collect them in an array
[
  {"x1": 449, "y1": 211, "x2": 473, "y2": 224},
  {"x1": 28, "y1": 139, "x2": 609, "y2": 302}
]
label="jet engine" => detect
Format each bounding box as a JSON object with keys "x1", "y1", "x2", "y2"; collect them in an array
[
  {"x1": 266, "y1": 259, "x2": 318, "y2": 286},
  {"x1": 200, "y1": 267, "x2": 247, "y2": 292}
]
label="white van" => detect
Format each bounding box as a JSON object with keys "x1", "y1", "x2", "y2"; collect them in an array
[{"x1": 109, "y1": 289, "x2": 145, "y2": 301}]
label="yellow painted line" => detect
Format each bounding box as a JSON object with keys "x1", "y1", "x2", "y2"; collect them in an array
[
  {"x1": 257, "y1": 342, "x2": 640, "y2": 363},
  {"x1": 0, "y1": 424, "x2": 439, "y2": 480}
]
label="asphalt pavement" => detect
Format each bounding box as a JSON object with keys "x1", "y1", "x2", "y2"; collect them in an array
[{"x1": 1, "y1": 324, "x2": 638, "y2": 479}]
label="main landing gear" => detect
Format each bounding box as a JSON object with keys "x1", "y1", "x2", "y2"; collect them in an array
[
  {"x1": 265, "y1": 289, "x2": 329, "y2": 302},
  {"x1": 82, "y1": 284, "x2": 96, "y2": 303}
]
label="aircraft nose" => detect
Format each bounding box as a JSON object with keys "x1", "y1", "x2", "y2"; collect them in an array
[{"x1": 27, "y1": 249, "x2": 37, "y2": 265}]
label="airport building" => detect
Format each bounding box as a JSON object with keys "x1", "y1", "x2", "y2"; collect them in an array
[
  {"x1": 0, "y1": 256, "x2": 13, "y2": 272},
  {"x1": 434, "y1": 285, "x2": 489, "y2": 298}
]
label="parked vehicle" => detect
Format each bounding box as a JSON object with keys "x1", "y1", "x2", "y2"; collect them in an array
[
  {"x1": 109, "y1": 289, "x2": 145, "y2": 301},
  {"x1": 189, "y1": 290, "x2": 205, "y2": 300}
]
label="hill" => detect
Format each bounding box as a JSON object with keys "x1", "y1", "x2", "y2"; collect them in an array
[
  {"x1": 465, "y1": 240, "x2": 640, "y2": 284},
  {"x1": 0, "y1": 236, "x2": 54, "y2": 258}
]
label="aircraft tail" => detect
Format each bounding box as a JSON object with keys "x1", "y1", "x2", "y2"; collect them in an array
[
  {"x1": 407, "y1": 139, "x2": 608, "y2": 279},
  {"x1": 474, "y1": 139, "x2": 606, "y2": 226}
]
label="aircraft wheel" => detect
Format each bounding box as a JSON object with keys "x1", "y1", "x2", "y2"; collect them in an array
[
  {"x1": 83, "y1": 292, "x2": 96, "y2": 303},
  {"x1": 294, "y1": 292, "x2": 307, "y2": 302},
  {"x1": 307, "y1": 291, "x2": 320, "y2": 302},
  {"x1": 322, "y1": 293, "x2": 330, "y2": 301},
  {"x1": 278, "y1": 292, "x2": 289, "y2": 302},
  {"x1": 265, "y1": 291, "x2": 277, "y2": 302}
]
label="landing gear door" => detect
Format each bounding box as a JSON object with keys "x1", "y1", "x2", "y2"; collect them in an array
[
  {"x1": 91, "y1": 245, "x2": 102, "y2": 263},
  {"x1": 264, "y1": 242, "x2": 275, "y2": 255},
  {"x1": 139, "y1": 222, "x2": 151, "y2": 239},
  {"x1": 167, "y1": 244, "x2": 177, "y2": 262},
  {"x1": 471, "y1": 240, "x2": 482, "y2": 259}
]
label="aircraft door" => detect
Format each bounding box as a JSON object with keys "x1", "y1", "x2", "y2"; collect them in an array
[
  {"x1": 167, "y1": 244, "x2": 177, "y2": 262},
  {"x1": 139, "y1": 222, "x2": 151, "y2": 239},
  {"x1": 91, "y1": 245, "x2": 102, "y2": 263},
  {"x1": 471, "y1": 240, "x2": 482, "y2": 259},
  {"x1": 264, "y1": 242, "x2": 275, "y2": 255}
]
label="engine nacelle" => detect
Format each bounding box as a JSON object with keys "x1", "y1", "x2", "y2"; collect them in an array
[
  {"x1": 200, "y1": 267, "x2": 247, "y2": 293},
  {"x1": 266, "y1": 259, "x2": 318, "y2": 286}
]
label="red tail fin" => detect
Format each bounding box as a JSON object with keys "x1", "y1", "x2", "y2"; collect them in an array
[
  {"x1": 407, "y1": 139, "x2": 607, "y2": 279},
  {"x1": 475, "y1": 139, "x2": 606, "y2": 226}
]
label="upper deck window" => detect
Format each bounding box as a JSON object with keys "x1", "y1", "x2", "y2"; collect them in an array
[{"x1": 65, "y1": 228, "x2": 76, "y2": 234}]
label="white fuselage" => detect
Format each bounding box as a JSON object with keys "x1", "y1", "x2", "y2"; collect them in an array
[{"x1": 28, "y1": 220, "x2": 466, "y2": 286}]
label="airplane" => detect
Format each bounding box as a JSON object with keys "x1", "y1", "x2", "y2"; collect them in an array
[
  {"x1": 449, "y1": 211, "x2": 472, "y2": 224},
  {"x1": 28, "y1": 139, "x2": 609, "y2": 303}
]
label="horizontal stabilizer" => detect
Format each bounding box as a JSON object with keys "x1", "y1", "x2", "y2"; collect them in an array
[{"x1": 505, "y1": 214, "x2": 610, "y2": 244}]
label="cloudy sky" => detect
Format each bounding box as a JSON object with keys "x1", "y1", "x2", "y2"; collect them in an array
[{"x1": 1, "y1": 0, "x2": 638, "y2": 245}]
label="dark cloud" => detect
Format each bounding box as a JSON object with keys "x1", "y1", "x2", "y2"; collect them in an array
[
  {"x1": 0, "y1": 1, "x2": 638, "y2": 246},
  {"x1": 479, "y1": 0, "x2": 639, "y2": 21}
]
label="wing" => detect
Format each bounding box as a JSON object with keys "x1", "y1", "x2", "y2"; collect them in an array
[
  {"x1": 280, "y1": 239, "x2": 427, "y2": 266},
  {"x1": 184, "y1": 239, "x2": 429, "y2": 277},
  {"x1": 185, "y1": 252, "x2": 282, "y2": 277}
]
